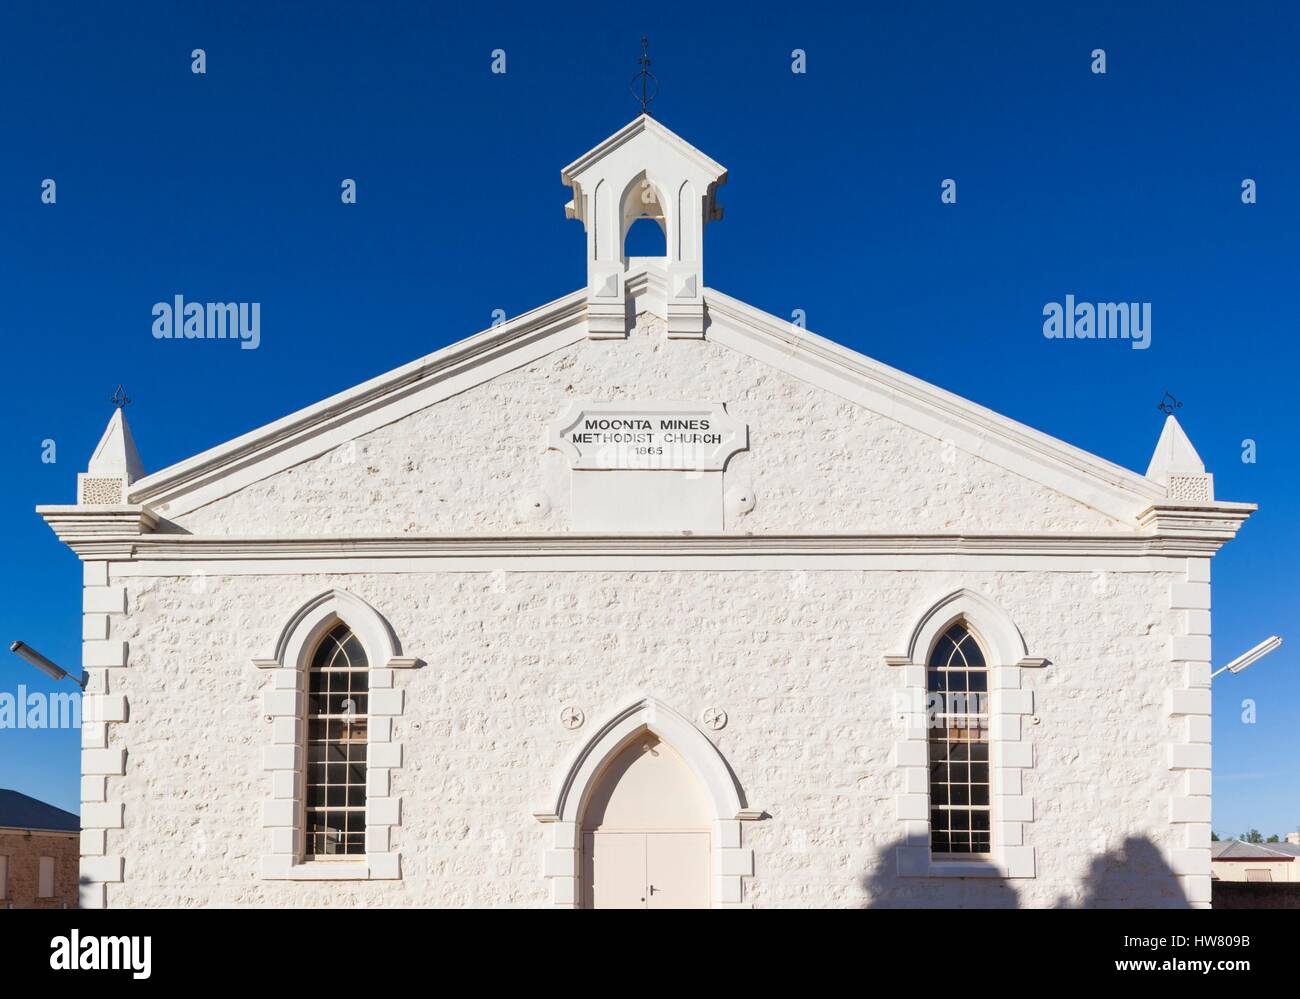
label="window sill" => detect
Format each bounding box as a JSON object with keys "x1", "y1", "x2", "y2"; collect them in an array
[
  {"x1": 286, "y1": 861, "x2": 370, "y2": 881},
  {"x1": 260, "y1": 853, "x2": 401, "y2": 881},
  {"x1": 896, "y1": 845, "x2": 1035, "y2": 879},
  {"x1": 925, "y1": 859, "x2": 1006, "y2": 878}
]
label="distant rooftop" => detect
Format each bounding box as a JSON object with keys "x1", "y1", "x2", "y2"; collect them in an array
[
  {"x1": 0, "y1": 789, "x2": 79, "y2": 832},
  {"x1": 1212, "y1": 839, "x2": 1300, "y2": 860}
]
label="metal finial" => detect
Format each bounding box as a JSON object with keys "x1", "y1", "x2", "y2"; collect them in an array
[
  {"x1": 1157, "y1": 390, "x2": 1182, "y2": 416},
  {"x1": 630, "y1": 36, "x2": 658, "y2": 115},
  {"x1": 110, "y1": 384, "x2": 131, "y2": 408}
]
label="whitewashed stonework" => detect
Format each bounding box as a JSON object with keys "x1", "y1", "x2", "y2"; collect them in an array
[{"x1": 39, "y1": 115, "x2": 1254, "y2": 909}]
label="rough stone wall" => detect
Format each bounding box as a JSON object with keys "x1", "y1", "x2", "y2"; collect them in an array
[
  {"x1": 104, "y1": 563, "x2": 1188, "y2": 908},
  {"x1": 0, "y1": 832, "x2": 80, "y2": 909},
  {"x1": 173, "y1": 328, "x2": 1128, "y2": 536}
]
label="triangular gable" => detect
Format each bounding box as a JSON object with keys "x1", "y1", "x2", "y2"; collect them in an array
[{"x1": 130, "y1": 286, "x2": 1164, "y2": 527}]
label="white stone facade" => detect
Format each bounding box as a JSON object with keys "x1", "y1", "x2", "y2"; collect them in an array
[
  {"x1": 38, "y1": 115, "x2": 1253, "y2": 909},
  {"x1": 82, "y1": 561, "x2": 1200, "y2": 908}
]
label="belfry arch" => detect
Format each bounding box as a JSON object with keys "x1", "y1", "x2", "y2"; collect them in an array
[{"x1": 618, "y1": 170, "x2": 669, "y2": 261}]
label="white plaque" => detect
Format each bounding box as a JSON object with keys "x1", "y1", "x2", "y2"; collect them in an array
[{"x1": 549, "y1": 401, "x2": 748, "y2": 472}]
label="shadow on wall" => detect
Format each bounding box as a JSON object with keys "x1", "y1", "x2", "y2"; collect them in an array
[
  {"x1": 1056, "y1": 836, "x2": 1190, "y2": 909},
  {"x1": 860, "y1": 836, "x2": 1189, "y2": 908}
]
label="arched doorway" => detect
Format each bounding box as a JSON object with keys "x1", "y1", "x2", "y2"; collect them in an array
[
  {"x1": 535, "y1": 697, "x2": 757, "y2": 908},
  {"x1": 580, "y1": 733, "x2": 711, "y2": 908}
]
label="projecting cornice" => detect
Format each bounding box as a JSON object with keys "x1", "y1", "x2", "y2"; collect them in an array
[
  {"x1": 36, "y1": 505, "x2": 159, "y2": 557},
  {"x1": 37, "y1": 525, "x2": 1252, "y2": 562},
  {"x1": 1136, "y1": 501, "x2": 1256, "y2": 542}
]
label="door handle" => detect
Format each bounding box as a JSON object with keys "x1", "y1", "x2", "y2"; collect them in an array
[{"x1": 648, "y1": 884, "x2": 660, "y2": 895}]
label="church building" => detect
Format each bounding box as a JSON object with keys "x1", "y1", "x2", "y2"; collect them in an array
[{"x1": 38, "y1": 114, "x2": 1254, "y2": 908}]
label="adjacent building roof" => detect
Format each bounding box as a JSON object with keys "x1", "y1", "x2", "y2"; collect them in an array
[
  {"x1": 1258, "y1": 842, "x2": 1300, "y2": 858},
  {"x1": 1211, "y1": 839, "x2": 1299, "y2": 860},
  {"x1": 0, "y1": 789, "x2": 79, "y2": 832}
]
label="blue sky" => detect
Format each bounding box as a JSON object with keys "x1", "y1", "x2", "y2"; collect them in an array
[{"x1": 0, "y1": 1, "x2": 1295, "y2": 838}]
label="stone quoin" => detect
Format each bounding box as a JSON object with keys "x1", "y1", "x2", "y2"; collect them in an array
[{"x1": 36, "y1": 113, "x2": 1254, "y2": 909}]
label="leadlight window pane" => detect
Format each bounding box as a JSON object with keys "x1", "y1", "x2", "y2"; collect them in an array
[
  {"x1": 305, "y1": 622, "x2": 368, "y2": 858},
  {"x1": 927, "y1": 622, "x2": 991, "y2": 855}
]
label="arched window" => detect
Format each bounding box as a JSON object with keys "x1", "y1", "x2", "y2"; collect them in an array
[
  {"x1": 305, "y1": 623, "x2": 368, "y2": 858},
  {"x1": 927, "y1": 622, "x2": 990, "y2": 855}
]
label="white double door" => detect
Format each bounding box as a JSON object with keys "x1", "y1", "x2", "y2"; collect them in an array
[{"x1": 582, "y1": 830, "x2": 710, "y2": 909}]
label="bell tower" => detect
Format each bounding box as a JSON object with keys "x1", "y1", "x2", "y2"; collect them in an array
[{"x1": 561, "y1": 114, "x2": 727, "y2": 339}]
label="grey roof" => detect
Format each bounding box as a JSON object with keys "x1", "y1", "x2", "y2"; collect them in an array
[
  {"x1": 1212, "y1": 839, "x2": 1299, "y2": 860},
  {"x1": 0, "y1": 789, "x2": 79, "y2": 832}
]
